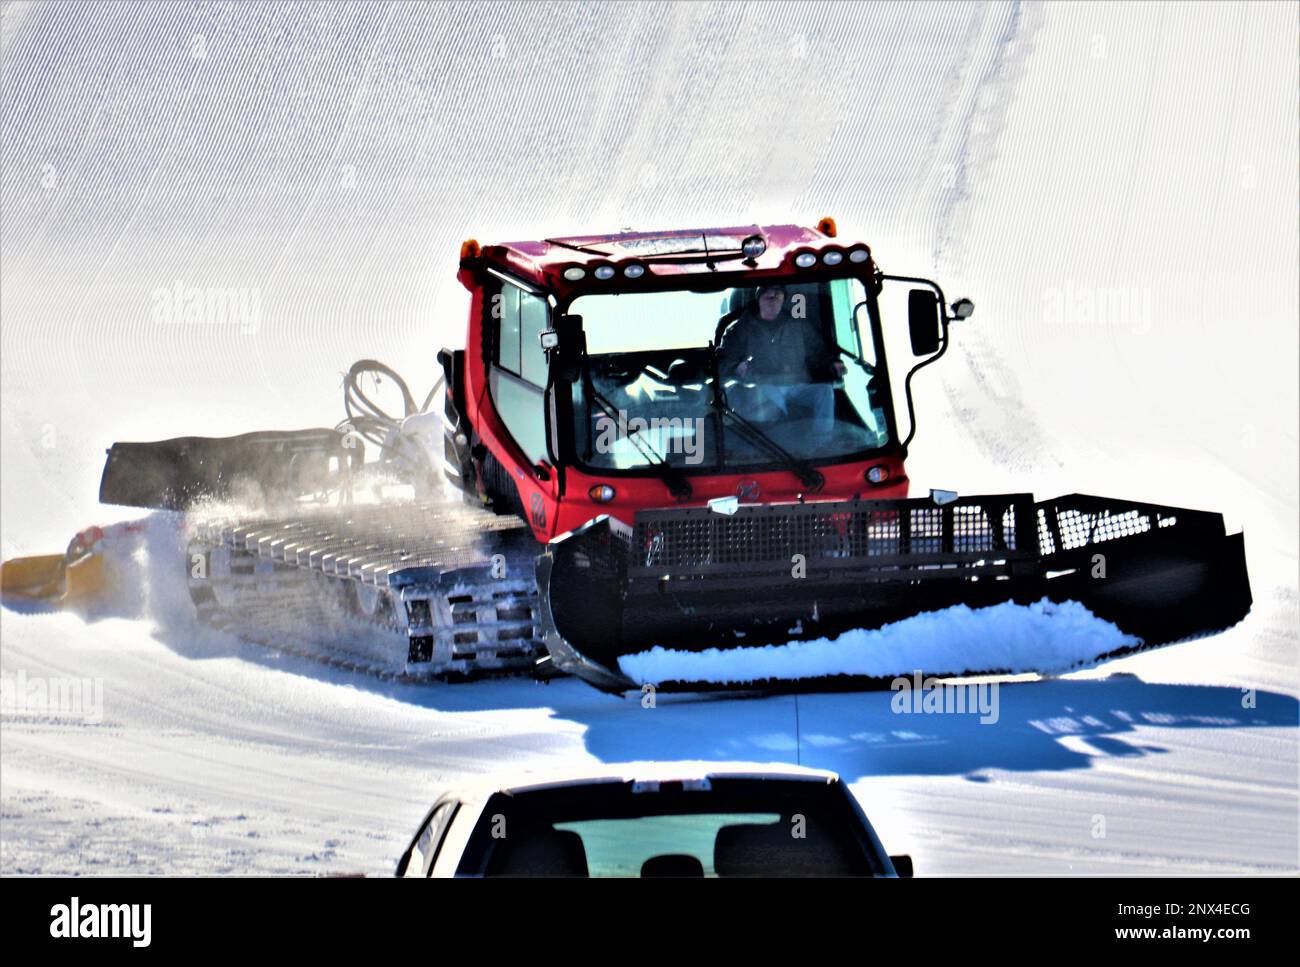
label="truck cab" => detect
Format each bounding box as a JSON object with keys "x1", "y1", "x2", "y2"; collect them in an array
[{"x1": 445, "y1": 221, "x2": 952, "y2": 541}]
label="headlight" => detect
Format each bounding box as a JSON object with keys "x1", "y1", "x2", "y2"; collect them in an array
[
  {"x1": 593, "y1": 265, "x2": 616, "y2": 280},
  {"x1": 849, "y1": 247, "x2": 870, "y2": 263},
  {"x1": 741, "y1": 235, "x2": 766, "y2": 259},
  {"x1": 866, "y1": 465, "x2": 890, "y2": 484},
  {"x1": 588, "y1": 484, "x2": 616, "y2": 503},
  {"x1": 622, "y1": 263, "x2": 646, "y2": 278},
  {"x1": 822, "y1": 250, "x2": 844, "y2": 266},
  {"x1": 794, "y1": 252, "x2": 817, "y2": 268},
  {"x1": 562, "y1": 266, "x2": 586, "y2": 282}
]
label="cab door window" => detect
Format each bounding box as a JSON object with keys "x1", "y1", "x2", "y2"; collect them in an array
[
  {"x1": 489, "y1": 279, "x2": 550, "y2": 465},
  {"x1": 520, "y1": 293, "x2": 550, "y2": 386},
  {"x1": 497, "y1": 286, "x2": 522, "y2": 374}
]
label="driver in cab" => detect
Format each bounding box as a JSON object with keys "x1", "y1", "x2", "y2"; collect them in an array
[{"x1": 717, "y1": 284, "x2": 844, "y2": 438}]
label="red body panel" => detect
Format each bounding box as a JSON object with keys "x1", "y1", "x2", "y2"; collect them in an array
[
  {"x1": 466, "y1": 223, "x2": 863, "y2": 297},
  {"x1": 457, "y1": 279, "x2": 563, "y2": 538},
  {"x1": 555, "y1": 459, "x2": 909, "y2": 537},
  {"x1": 455, "y1": 223, "x2": 906, "y2": 543}
]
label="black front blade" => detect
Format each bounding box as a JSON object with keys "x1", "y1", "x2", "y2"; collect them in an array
[{"x1": 537, "y1": 493, "x2": 1252, "y2": 693}]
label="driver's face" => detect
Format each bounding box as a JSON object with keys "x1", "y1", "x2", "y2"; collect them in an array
[{"x1": 757, "y1": 287, "x2": 785, "y2": 320}]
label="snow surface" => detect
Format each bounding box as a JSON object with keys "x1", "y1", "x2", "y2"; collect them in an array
[
  {"x1": 619, "y1": 599, "x2": 1140, "y2": 686},
  {"x1": 2, "y1": 1, "x2": 1296, "y2": 875}
]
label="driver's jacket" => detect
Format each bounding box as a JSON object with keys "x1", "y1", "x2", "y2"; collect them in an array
[{"x1": 717, "y1": 310, "x2": 838, "y2": 384}]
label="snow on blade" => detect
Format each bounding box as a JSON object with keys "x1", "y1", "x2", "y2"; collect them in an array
[{"x1": 618, "y1": 599, "x2": 1140, "y2": 686}]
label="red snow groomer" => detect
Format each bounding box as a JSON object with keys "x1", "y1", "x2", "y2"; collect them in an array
[{"x1": 85, "y1": 219, "x2": 1251, "y2": 692}]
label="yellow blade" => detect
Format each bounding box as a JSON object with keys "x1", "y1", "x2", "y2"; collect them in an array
[
  {"x1": 0, "y1": 554, "x2": 68, "y2": 600},
  {"x1": 62, "y1": 552, "x2": 107, "y2": 602},
  {"x1": 0, "y1": 550, "x2": 107, "y2": 604}
]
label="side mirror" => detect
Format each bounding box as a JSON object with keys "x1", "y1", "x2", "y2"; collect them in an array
[
  {"x1": 889, "y1": 854, "x2": 914, "y2": 878},
  {"x1": 907, "y1": 289, "x2": 942, "y2": 356}
]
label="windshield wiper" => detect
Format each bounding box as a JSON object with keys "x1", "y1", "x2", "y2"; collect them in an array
[
  {"x1": 706, "y1": 360, "x2": 825, "y2": 490},
  {"x1": 586, "y1": 385, "x2": 693, "y2": 499},
  {"x1": 711, "y1": 397, "x2": 825, "y2": 491}
]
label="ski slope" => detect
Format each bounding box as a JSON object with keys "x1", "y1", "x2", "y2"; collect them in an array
[{"x1": 2, "y1": 1, "x2": 1296, "y2": 875}]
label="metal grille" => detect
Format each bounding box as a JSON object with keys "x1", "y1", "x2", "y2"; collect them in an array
[
  {"x1": 1054, "y1": 507, "x2": 1150, "y2": 549},
  {"x1": 631, "y1": 496, "x2": 1029, "y2": 573},
  {"x1": 1036, "y1": 508, "x2": 1056, "y2": 555},
  {"x1": 1035, "y1": 496, "x2": 1186, "y2": 556}
]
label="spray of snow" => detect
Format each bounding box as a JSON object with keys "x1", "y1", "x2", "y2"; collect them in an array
[
  {"x1": 618, "y1": 598, "x2": 1139, "y2": 686},
  {"x1": 75, "y1": 513, "x2": 213, "y2": 640}
]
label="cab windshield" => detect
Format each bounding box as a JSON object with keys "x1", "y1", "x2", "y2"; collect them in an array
[{"x1": 568, "y1": 277, "x2": 891, "y2": 471}]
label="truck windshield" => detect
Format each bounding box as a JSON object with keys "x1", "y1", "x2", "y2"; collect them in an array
[{"x1": 568, "y1": 278, "x2": 891, "y2": 471}]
